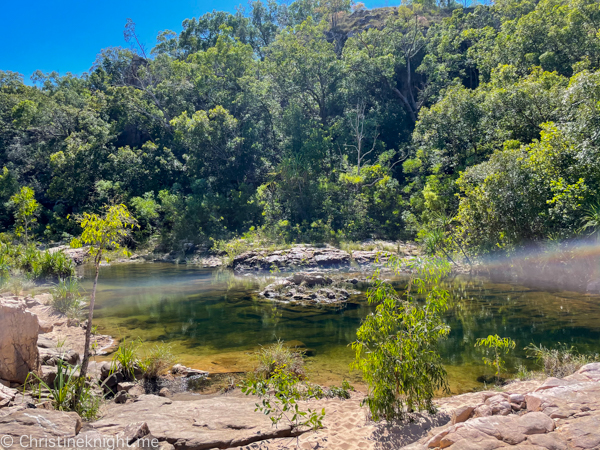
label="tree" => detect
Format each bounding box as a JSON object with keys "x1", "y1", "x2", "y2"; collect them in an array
[
  {"x1": 345, "y1": 100, "x2": 379, "y2": 175},
  {"x1": 9, "y1": 186, "x2": 40, "y2": 244},
  {"x1": 343, "y1": 6, "x2": 428, "y2": 123},
  {"x1": 352, "y1": 257, "x2": 451, "y2": 421},
  {"x1": 71, "y1": 205, "x2": 137, "y2": 398},
  {"x1": 475, "y1": 335, "x2": 516, "y2": 384}
]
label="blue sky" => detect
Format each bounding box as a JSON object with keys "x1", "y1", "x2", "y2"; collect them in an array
[{"x1": 0, "y1": 0, "x2": 397, "y2": 82}]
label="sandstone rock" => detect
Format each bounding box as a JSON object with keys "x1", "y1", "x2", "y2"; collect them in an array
[
  {"x1": 39, "y1": 347, "x2": 79, "y2": 366},
  {"x1": 114, "y1": 391, "x2": 128, "y2": 404},
  {"x1": 128, "y1": 385, "x2": 145, "y2": 398},
  {"x1": 91, "y1": 394, "x2": 302, "y2": 449},
  {"x1": 103, "y1": 372, "x2": 124, "y2": 394},
  {"x1": 170, "y1": 364, "x2": 208, "y2": 378},
  {"x1": 232, "y1": 246, "x2": 351, "y2": 272},
  {"x1": 0, "y1": 300, "x2": 40, "y2": 383},
  {"x1": 0, "y1": 409, "x2": 82, "y2": 439},
  {"x1": 38, "y1": 320, "x2": 53, "y2": 334},
  {"x1": 117, "y1": 422, "x2": 150, "y2": 445},
  {"x1": 25, "y1": 297, "x2": 41, "y2": 308},
  {"x1": 170, "y1": 364, "x2": 187, "y2": 375},
  {"x1": 473, "y1": 404, "x2": 493, "y2": 418},
  {"x1": 509, "y1": 393, "x2": 525, "y2": 404},
  {"x1": 37, "y1": 336, "x2": 56, "y2": 349},
  {"x1": 0, "y1": 385, "x2": 17, "y2": 409},
  {"x1": 117, "y1": 382, "x2": 136, "y2": 392},
  {"x1": 99, "y1": 361, "x2": 112, "y2": 380},
  {"x1": 352, "y1": 250, "x2": 394, "y2": 265},
  {"x1": 451, "y1": 405, "x2": 474, "y2": 425},
  {"x1": 40, "y1": 365, "x2": 58, "y2": 386},
  {"x1": 48, "y1": 246, "x2": 88, "y2": 265},
  {"x1": 485, "y1": 394, "x2": 512, "y2": 416},
  {"x1": 526, "y1": 433, "x2": 567, "y2": 450},
  {"x1": 158, "y1": 388, "x2": 171, "y2": 398},
  {"x1": 291, "y1": 272, "x2": 332, "y2": 286}
]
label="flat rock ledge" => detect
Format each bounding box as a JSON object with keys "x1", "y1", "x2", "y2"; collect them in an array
[
  {"x1": 402, "y1": 362, "x2": 600, "y2": 450},
  {"x1": 232, "y1": 243, "x2": 419, "y2": 273},
  {"x1": 90, "y1": 394, "x2": 300, "y2": 449}
]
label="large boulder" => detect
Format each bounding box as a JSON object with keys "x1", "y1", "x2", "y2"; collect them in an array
[{"x1": 0, "y1": 300, "x2": 39, "y2": 384}]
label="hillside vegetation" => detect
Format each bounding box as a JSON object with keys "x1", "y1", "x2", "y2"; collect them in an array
[{"x1": 1, "y1": 0, "x2": 600, "y2": 256}]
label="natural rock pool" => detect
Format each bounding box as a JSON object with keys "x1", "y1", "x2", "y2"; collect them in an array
[{"x1": 82, "y1": 262, "x2": 600, "y2": 394}]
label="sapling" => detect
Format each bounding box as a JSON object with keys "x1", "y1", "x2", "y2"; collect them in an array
[{"x1": 476, "y1": 334, "x2": 516, "y2": 384}]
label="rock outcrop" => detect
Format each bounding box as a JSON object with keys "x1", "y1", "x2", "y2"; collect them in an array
[
  {"x1": 47, "y1": 245, "x2": 88, "y2": 265},
  {"x1": 90, "y1": 394, "x2": 302, "y2": 449},
  {"x1": 232, "y1": 246, "x2": 352, "y2": 272},
  {"x1": 259, "y1": 272, "x2": 356, "y2": 304},
  {"x1": 402, "y1": 363, "x2": 600, "y2": 450},
  {"x1": 0, "y1": 409, "x2": 82, "y2": 440},
  {"x1": 0, "y1": 299, "x2": 39, "y2": 384}
]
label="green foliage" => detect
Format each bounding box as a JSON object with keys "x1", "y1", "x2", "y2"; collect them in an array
[
  {"x1": 525, "y1": 342, "x2": 599, "y2": 378},
  {"x1": 50, "y1": 277, "x2": 87, "y2": 319},
  {"x1": 475, "y1": 334, "x2": 516, "y2": 383},
  {"x1": 8, "y1": 187, "x2": 40, "y2": 244},
  {"x1": 71, "y1": 204, "x2": 137, "y2": 400},
  {"x1": 25, "y1": 360, "x2": 102, "y2": 421},
  {"x1": 111, "y1": 339, "x2": 143, "y2": 381},
  {"x1": 0, "y1": 243, "x2": 75, "y2": 281},
  {"x1": 2, "y1": 0, "x2": 600, "y2": 254},
  {"x1": 140, "y1": 342, "x2": 176, "y2": 379},
  {"x1": 71, "y1": 204, "x2": 137, "y2": 261},
  {"x1": 352, "y1": 257, "x2": 451, "y2": 421},
  {"x1": 242, "y1": 365, "x2": 325, "y2": 432},
  {"x1": 254, "y1": 340, "x2": 306, "y2": 381}
]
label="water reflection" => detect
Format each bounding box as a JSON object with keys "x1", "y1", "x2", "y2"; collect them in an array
[{"x1": 82, "y1": 263, "x2": 600, "y2": 394}]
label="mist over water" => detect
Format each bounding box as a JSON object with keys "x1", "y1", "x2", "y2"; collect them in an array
[
  {"x1": 473, "y1": 238, "x2": 600, "y2": 292},
  {"x1": 83, "y1": 261, "x2": 600, "y2": 394}
]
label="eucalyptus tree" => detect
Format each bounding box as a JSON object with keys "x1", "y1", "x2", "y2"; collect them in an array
[{"x1": 343, "y1": 6, "x2": 429, "y2": 123}]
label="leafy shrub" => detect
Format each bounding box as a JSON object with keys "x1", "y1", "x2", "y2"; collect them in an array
[
  {"x1": 0, "y1": 242, "x2": 74, "y2": 281},
  {"x1": 475, "y1": 335, "x2": 516, "y2": 384},
  {"x1": 525, "y1": 343, "x2": 599, "y2": 378},
  {"x1": 242, "y1": 365, "x2": 325, "y2": 431},
  {"x1": 38, "y1": 250, "x2": 75, "y2": 279},
  {"x1": 255, "y1": 340, "x2": 305, "y2": 380},
  {"x1": 352, "y1": 257, "x2": 451, "y2": 421},
  {"x1": 50, "y1": 278, "x2": 87, "y2": 319}
]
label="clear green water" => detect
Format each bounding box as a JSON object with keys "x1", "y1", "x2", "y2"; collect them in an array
[{"x1": 82, "y1": 263, "x2": 600, "y2": 394}]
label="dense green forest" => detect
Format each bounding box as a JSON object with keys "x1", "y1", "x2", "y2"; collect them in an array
[{"x1": 2, "y1": 0, "x2": 600, "y2": 254}]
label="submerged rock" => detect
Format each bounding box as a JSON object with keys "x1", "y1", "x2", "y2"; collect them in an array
[{"x1": 260, "y1": 272, "x2": 355, "y2": 305}]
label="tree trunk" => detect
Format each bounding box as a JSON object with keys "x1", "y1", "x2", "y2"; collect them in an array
[{"x1": 76, "y1": 253, "x2": 101, "y2": 401}]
